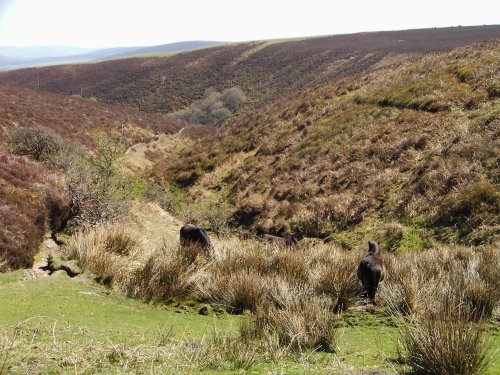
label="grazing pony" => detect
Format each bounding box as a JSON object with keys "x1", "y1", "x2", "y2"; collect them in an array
[
  {"x1": 262, "y1": 234, "x2": 298, "y2": 248},
  {"x1": 357, "y1": 241, "x2": 386, "y2": 305},
  {"x1": 179, "y1": 224, "x2": 212, "y2": 255}
]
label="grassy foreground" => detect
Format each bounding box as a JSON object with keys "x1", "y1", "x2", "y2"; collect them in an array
[
  {"x1": 0, "y1": 264, "x2": 498, "y2": 373},
  {"x1": 0, "y1": 271, "x2": 398, "y2": 373}
]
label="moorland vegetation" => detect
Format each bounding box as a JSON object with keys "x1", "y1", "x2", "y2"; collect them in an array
[
  {"x1": 155, "y1": 41, "x2": 500, "y2": 249},
  {"x1": 1, "y1": 26, "x2": 499, "y2": 113},
  {"x1": 0, "y1": 29, "x2": 499, "y2": 374}
]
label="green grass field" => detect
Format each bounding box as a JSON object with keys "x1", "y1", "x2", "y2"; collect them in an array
[{"x1": 1, "y1": 269, "x2": 498, "y2": 374}]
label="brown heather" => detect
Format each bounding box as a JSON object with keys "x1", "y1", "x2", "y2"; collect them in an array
[
  {"x1": 155, "y1": 41, "x2": 500, "y2": 247},
  {"x1": 0, "y1": 84, "x2": 182, "y2": 149},
  {"x1": 0, "y1": 148, "x2": 66, "y2": 270},
  {"x1": 1, "y1": 26, "x2": 498, "y2": 114}
]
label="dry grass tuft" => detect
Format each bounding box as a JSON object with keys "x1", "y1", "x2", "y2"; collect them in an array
[
  {"x1": 240, "y1": 294, "x2": 337, "y2": 353},
  {"x1": 399, "y1": 297, "x2": 491, "y2": 375},
  {"x1": 380, "y1": 247, "x2": 499, "y2": 320},
  {"x1": 199, "y1": 271, "x2": 267, "y2": 314},
  {"x1": 68, "y1": 224, "x2": 202, "y2": 302}
]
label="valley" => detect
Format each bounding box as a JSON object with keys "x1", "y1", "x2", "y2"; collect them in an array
[{"x1": 0, "y1": 25, "x2": 499, "y2": 373}]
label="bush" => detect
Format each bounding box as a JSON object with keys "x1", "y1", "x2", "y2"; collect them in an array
[
  {"x1": 178, "y1": 87, "x2": 246, "y2": 127},
  {"x1": 65, "y1": 135, "x2": 131, "y2": 227},
  {"x1": 220, "y1": 87, "x2": 246, "y2": 112},
  {"x1": 7, "y1": 126, "x2": 64, "y2": 162}
]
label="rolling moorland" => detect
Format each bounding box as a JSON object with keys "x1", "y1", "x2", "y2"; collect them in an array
[
  {"x1": 0, "y1": 41, "x2": 225, "y2": 70},
  {"x1": 1, "y1": 25, "x2": 499, "y2": 113},
  {"x1": 155, "y1": 40, "x2": 500, "y2": 250},
  {"x1": 0, "y1": 26, "x2": 499, "y2": 373}
]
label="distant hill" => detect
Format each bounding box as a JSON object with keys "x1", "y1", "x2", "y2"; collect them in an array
[
  {"x1": 0, "y1": 41, "x2": 225, "y2": 70},
  {"x1": 110, "y1": 41, "x2": 224, "y2": 58},
  {"x1": 1, "y1": 25, "x2": 498, "y2": 113},
  {"x1": 0, "y1": 46, "x2": 94, "y2": 59},
  {"x1": 153, "y1": 40, "x2": 500, "y2": 249}
]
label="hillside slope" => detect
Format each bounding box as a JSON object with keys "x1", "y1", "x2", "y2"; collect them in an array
[
  {"x1": 1, "y1": 26, "x2": 499, "y2": 113},
  {"x1": 0, "y1": 85, "x2": 182, "y2": 146},
  {"x1": 154, "y1": 41, "x2": 500, "y2": 249},
  {"x1": 0, "y1": 86, "x2": 184, "y2": 270}
]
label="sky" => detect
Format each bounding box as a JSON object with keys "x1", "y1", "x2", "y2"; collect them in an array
[{"x1": 0, "y1": 0, "x2": 498, "y2": 48}]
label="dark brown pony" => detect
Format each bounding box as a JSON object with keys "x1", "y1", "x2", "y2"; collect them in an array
[
  {"x1": 180, "y1": 224, "x2": 212, "y2": 254},
  {"x1": 262, "y1": 234, "x2": 298, "y2": 247},
  {"x1": 357, "y1": 241, "x2": 386, "y2": 305}
]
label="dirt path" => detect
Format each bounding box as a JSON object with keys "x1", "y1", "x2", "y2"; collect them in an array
[
  {"x1": 128, "y1": 201, "x2": 184, "y2": 247},
  {"x1": 122, "y1": 128, "x2": 189, "y2": 173},
  {"x1": 23, "y1": 234, "x2": 84, "y2": 281},
  {"x1": 23, "y1": 235, "x2": 59, "y2": 280}
]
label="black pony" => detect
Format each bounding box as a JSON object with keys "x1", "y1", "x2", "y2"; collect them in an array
[
  {"x1": 180, "y1": 224, "x2": 212, "y2": 254},
  {"x1": 357, "y1": 241, "x2": 386, "y2": 305},
  {"x1": 262, "y1": 234, "x2": 298, "y2": 247}
]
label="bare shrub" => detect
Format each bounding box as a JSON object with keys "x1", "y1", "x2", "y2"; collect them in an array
[
  {"x1": 65, "y1": 135, "x2": 131, "y2": 227},
  {"x1": 7, "y1": 126, "x2": 64, "y2": 162},
  {"x1": 202, "y1": 200, "x2": 234, "y2": 238},
  {"x1": 178, "y1": 87, "x2": 246, "y2": 127}
]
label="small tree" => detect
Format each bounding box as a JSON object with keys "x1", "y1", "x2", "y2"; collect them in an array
[
  {"x1": 65, "y1": 135, "x2": 130, "y2": 227},
  {"x1": 7, "y1": 126, "x2": 64, "y2": 161}
]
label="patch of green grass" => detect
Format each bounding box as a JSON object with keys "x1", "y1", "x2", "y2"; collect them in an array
[
  {"x1": 0, "y1": 272, "x2": 498, "y2": 373},
  {"x1": 0, "y1": 273, "x2": 238, "y2": 341}
]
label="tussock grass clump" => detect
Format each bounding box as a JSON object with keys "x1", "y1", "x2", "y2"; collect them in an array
[
  {"x1": 269, "y1": 250, "x2": 310, "y2": 284},
  {"x1": 199, "y1": 271, "x2": 266, "y2": 314},
  {"x1": 201, "y1": 330, "x2": 257, "y2": 371},
  {"x1": 68, "y1": 224, "x2": 202, "y2": 301},
  {"x1": 314, "y1": 250, "x2": 361, "y2": 313},
  {"x1": 240, "y1": 294, "x2": 337, "y2": 353},
  {"x1": 103, "y1": 226, "x2": 138, "y2": 256},
  {"x1": 127, "y1": 245, "x2": 200, "y2": 302},
  {"x1": 399, "y1": 299, "x2": 491, "y2": 375},
  {"x1": 380, "y1": 247, "x2": 500, "y2": 320}
]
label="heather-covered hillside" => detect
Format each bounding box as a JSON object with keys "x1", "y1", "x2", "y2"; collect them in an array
[
  {"x1": 0, "y1": 147, "x2": 64, "y2": 270},
  {"x1": 155, "y1": 41, "x2": 500, "y2": 249},
  {"x1": 1, "y1": 26, "x2": 499, "y2": 113},
  {"x1": 0, "y1": 86, "x2": 183, "y2": 270},
  {"x1": 0, "y1": 85, "x2": 182, "y2": 147}
]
